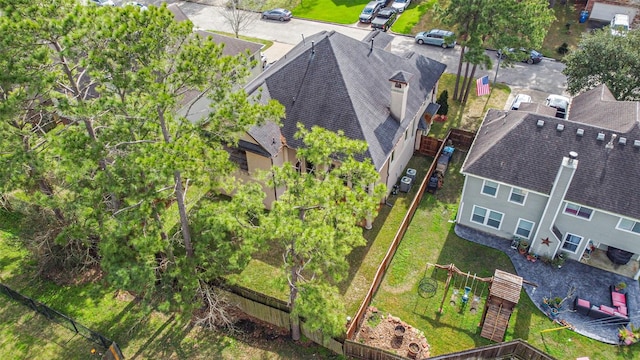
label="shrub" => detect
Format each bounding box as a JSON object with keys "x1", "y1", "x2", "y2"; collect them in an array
[
  {"x1": 557, "y1": 42, "x2": 569, "y2": 55},
  {"x1": 436, "y1": 90, "x2": 449, "y2": 115}
]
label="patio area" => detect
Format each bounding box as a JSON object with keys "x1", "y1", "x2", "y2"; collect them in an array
[
  {"x1": 456, "y1": 224, "x2": 640, "y2": 344},
  {"x1": 581, "y1": 248, "x2": 640, "y2": 279}
]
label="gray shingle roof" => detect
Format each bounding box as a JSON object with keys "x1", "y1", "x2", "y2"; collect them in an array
[
  {"x1": 569, "y1": 84, "x2": 639, "y2": 132},
  {"x1": 244, "y1": 31, "x2": 446, "y2": 170},
  {"x1": 463, "y1": 92, "x2": 640, "y2": 219},
  {"x1": 196, "y1": 31, "x2": 263, "y2": 58}
]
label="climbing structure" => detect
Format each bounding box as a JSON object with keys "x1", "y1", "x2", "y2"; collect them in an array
[{"x1": 479, "y1": 269, "x2": 523, "y2": 342}]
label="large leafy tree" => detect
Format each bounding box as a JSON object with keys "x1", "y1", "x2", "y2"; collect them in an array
[
  {"x1": 0, "y1": 0, "x2": 283, "y2": 315},
  {"x1": 563, "y1": 29, "x2": 640, "y2": 101},
  {"x1": 438, "y1": 0, "x2": 554, "y2": 104},
  {"x1": 261, "y1": 125, "x2": 385, "y2": 340}
]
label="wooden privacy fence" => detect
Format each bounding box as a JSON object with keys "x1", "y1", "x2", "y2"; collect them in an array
[
  {"x1": 344, "y1": 340, "x2": 408, "y2": 360},
  {"x1": 346, "y1": 131, "x2": 455, "y2": 341},
  {"x1": 220, "y1": 283, "x2": 344, "y2": 354},
  {"x1": 428, "y1": 339, "x2": 557, "y2": 360}
]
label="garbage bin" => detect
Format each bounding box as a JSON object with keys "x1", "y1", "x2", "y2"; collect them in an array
[{"x1": 579, "y1": 10, "x2": 589, "y2": 23}]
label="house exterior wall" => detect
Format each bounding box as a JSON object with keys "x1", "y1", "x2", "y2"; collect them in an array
[
  {"x1": 458, "y1": 175, "x2": 547, "y2": 241},
  {"x1": 460, "y1": 163, "x2": 640, "y2": 266}
]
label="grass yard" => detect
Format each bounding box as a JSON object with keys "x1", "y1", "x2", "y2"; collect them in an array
[
  {"x1": 370, "y1": 154, "x2": 638, "y2": 359},
  {"x1": 390, "y1": 0, "x2": 436, "y2": 35},
  {"x1": 429, "y1": 73, "x2": 511, "y2": 139},
  {"x1": 293, "y1": 0, "x2": 365, "y2": 24},
  {"x1": 0, "y1": 211, "x2": 338, "y2": 360}
]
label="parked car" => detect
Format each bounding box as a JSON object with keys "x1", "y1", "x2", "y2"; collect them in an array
[
  {"x1": 545, "y1": 94, "x2": 570, "y2": 119},
  {"x1": 90, "y1": 0, "x2": 115, "y2": 6},
  {"x1": 359, "y1": 1, "x2": 383, "y2": 23},
  {"x1": 510, "y1": 94, "x2": 532, "y2": 110},
  {"x1": 414, "y1": 29, "x2": 456, "y2": 48},
  {"x1": 610, "y1": 14, "x2": 630, "y2": 36},
  {"x1": 391, "y1": 0, "x2": 411, "y2": 13},
  {"x1": 497, "y1": 48, "x2": 543, "y2": 64},
  {"x1": 122, "y1": 2, "x2": 148, "y2": 11},
  {"x1": 261, "y1": 8, "x2": 292, "y2": 22},
  {"x1": 371, "y1": 8, "x2": 397, "y2": 32}
]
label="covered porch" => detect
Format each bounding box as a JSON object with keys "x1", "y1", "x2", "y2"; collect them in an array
[{"x1": 580, "y1": 246, "x2": 640, "y2": 280}]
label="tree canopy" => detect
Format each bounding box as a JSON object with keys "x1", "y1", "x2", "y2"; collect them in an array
[
  {"x1": 437, "y1": 0, "x2": 554, "y2": 103},
  {"x1": 0, "y1": 0, "x2": 283, "y2": 316},
  {"x1": 563, "y1": 29, "x2": 640, "y2": 101},
  {"x1": 260, "y1": 125, "x2": 385, "y2": 339}
]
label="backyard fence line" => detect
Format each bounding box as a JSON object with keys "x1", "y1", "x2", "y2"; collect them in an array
[
  {"x1": 0, "y1": 282, "x2": 123, "y2": 357},
  {"x1": 346, "y1": 130, "x2": 458, "y2": 341}
]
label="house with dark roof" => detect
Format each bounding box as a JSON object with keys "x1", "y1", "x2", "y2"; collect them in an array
[
  {"x1": 457, "y1": 84, "x2": 640, "y2": 280},
  {"x1": 232, "y1": 30, "x2": 446, "y2": 215}
]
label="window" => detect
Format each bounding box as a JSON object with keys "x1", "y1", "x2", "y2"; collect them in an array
[
  {"x1": 617, "y1": 218, "x2": 640, "y2": 234},
  {"x1": 481, "y1": 180, "x2": 498, "y2": 197},
  {"x1": 471, "y1": 206, "x2": 503, "y2": 230},
  {"x1": 564, "y1": 203, "x2": 593, "y2": 220},
  {"x1": 391, "y1": 150, "x2": 395, "y2": 162},
  {"x1": 509, "y1": 188, "x2": 526, "y2": 205},
  {"x1": 306, "y1": 160, "x2": 315, "y2": 174},
  {"x1": 562, "y1": 233, "x2": 583, "y2": 253},
  {"x1": 225, "y1": 146, "x2": 248, "y2": 171},
  {"x1": 515, "y1": 219, "x2": 534, "y2": 239},
  {"x1": 404, "y1": 129, "x2": 408, "y2": 141}
]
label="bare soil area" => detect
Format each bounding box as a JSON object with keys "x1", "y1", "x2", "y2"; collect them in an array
[{"x1": 355, "y1": 306, "x2": 430, "y2": 359}]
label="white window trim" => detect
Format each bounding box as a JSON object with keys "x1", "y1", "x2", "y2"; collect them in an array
[
  {"x1": 616, "y1": 217, "x2": 640, "y2": 235},
  {"x1": 508, "y1": 187, "x2": 527, "y2": 205},
  {"x1": 514, "y1": 218, "x2": 535, "y2": 239},
  {"x1": 481, "y1": 180, "x2": 499, "y2": 198},
  {"x1": 563, "y1": 202, "x2": 594, "y2": 221},
  {"x1": 561, "y1": 232, "x2": 583, "y2": 254},
  {"x1": 471, "y1": 205, "x2": 504, "y2": 230}
]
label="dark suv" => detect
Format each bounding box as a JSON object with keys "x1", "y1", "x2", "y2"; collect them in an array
[
  {"x1": 497, "y1": 48, "x2": 543, "y2": 64},
  {"x1": 371, "y1": 8, "x2": 397, "y2": 32},
  {"x1": 359, "y1": 1, "x2": 383, "y2": 23}
]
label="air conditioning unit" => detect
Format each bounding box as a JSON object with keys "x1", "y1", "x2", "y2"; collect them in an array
[
  {"x1": 399, "y1": 176, "x2": 412, "y2": 193},
  {"x1": 406, "y1": 168, "x2": 417, "y2": 182}
]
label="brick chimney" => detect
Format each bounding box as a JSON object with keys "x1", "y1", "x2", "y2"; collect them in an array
[{"x1": 389, "y1": 71, "x2": 413, "y2": 122}]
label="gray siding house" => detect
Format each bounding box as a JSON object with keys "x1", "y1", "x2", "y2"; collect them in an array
[{"x1": 458, "y1": 85, "x2": 640, "y2": 280}]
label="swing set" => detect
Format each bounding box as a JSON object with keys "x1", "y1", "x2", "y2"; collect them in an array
[{"x1": 428, "y1": 263, "x2": 492, "y2": 314}]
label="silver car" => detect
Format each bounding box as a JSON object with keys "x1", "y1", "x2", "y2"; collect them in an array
[
  {"x1": 262, "y1": 8, "x2": 292, "y2": 22},
  {"x1": 391, "y1": 0, "x2": 411, "y2": 13},
  {"x1": 415, "y1": 29, "x2": 456, "y2": 48}
]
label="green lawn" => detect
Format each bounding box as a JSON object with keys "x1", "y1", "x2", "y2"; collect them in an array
[
  {"x1": 293, "y1": 0, "x2": 365, "y2": 24},
  {"x1": 390, "y1": 0, "x2": 435, "y2": 34}
]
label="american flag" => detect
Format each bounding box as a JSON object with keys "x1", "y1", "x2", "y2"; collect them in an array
[{"x1": 476, "y1": 75, "x2": 490, "y2": 96}]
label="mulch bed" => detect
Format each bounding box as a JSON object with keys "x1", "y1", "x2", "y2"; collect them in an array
[{"x1": 355, "y1": 306, "x2": 431, "y2": 359}]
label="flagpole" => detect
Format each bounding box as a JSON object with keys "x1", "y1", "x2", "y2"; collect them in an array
[{"x1": 493, "y1": 52, "x2": 502, "y2": 85}]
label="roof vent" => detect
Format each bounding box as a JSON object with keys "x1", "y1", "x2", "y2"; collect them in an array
[
  {"x1": 556, "y1": 124, "x2": 564, "y2": 131},
  {"x1": 597, "y1": 132, "x2": 605, "y2": 141},
  {"x1": 619, "y1": 137, "x2": 627, "y2": 145},
  {"x1": 536, "y1": 119, "x2": 545, "y2": 127},
  {"x1": 569, "y1": 151, "x2": 578, "y2": 160},
  {"x1": 576, "y1": 128, "x2": 584, "y2": 136},
  {"x1": 634, "y1": 140, "x2": 640, "y2": 148}
]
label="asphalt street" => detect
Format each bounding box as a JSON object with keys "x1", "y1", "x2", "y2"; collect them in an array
[{"x1": 135, "y1": 0, "x2": 569, "y2": 104}]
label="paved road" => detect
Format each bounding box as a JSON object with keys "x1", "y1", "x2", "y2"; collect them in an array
[{"x1": 139, "y1": 0, "x2": 569, "y2": 103}]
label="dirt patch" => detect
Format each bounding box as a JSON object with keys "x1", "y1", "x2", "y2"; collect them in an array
[
  {"x1": 44, "y1": 266, "x2": 103, "y2": 286},
  {"x1": 355, "y1": 306, "x2": 430, "y2": 359}
]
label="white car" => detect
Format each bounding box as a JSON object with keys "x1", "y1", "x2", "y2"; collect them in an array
[
  {"x1": 545, "y1": 94, "x2": 571, "y2": 119},
  {"x1": 610, "y1": 14, "x2": 630, "y2": 36},
  {"x1": 510, "y1": 94, "x2": 532, "y2": 110},
  {"x1": 122, "y1": 1, "x2": 148, "y2": 11},
  {"x1": 391, "y1": 0, "x2": 411, "y2": 13},
  {"x1": 90, "y1": 0, "x2": 115, "y2": 6}
]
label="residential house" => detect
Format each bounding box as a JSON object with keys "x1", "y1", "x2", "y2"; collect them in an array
[
  {"x1": 457, "y1": 84, "x2": 640, "y2": 280},
  {"x1": 585, "y1": 0, "x2": 639, "y2": 25},
  {"x1": 232, "y1": 30, "x2": 446, "y2": 215}
]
